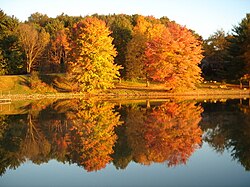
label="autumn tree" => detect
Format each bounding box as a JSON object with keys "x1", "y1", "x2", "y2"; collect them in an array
[
  {"x1": 125, "y1": 16, "x2": 151, "y2": 80},
  {"x1": 17, "y1": 23, "x2": 50, "y2": 73},
  {"x1": 145, "y1": 22, "x2": 203, "y2": 90},
  {"x1": 125, "y1": 15, "x2": 203, "y2": 90},
  {"x1": 159, "y1": 16, "x2": 170, "y2": 26},
  {"x1": 68, "y1": 17, "x2": 121, "y2": 92},
  {"x1": 46, "y1": 29, "x2": 70, "y2": 73}
]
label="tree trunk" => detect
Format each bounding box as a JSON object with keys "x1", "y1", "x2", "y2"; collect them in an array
[
  {"x1": 146, "y1": 73, "x2": 150, "y2": 87},
  {"x1": 27, "y1": 59, "x2": 33, "y2": 73},
  {"x1": 27, "y1": 63, "x2": 31, "y2": 73}
]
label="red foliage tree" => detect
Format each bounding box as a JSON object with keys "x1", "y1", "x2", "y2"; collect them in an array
[
  {"x1": 48, "y1": 29, "x2": 70, "y2": 72},
  {"x1": 145, "y1": 22, "x2": 203, "y2": 90}
]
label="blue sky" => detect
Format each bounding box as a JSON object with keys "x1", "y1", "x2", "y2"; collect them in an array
[{"x1": 1, "y1": 0, "x2": 249, "y2": 39}]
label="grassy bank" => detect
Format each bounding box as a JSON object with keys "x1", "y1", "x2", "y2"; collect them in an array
[
  {"x1": 0, "y1": 74, "x2": 250, "y2": 100},
  {"x1": 0, "y1": 75, "x2": 32, "y2": 94}
]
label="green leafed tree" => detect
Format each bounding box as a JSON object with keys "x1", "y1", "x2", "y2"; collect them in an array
[
  {"x1": 226, "y1": 14, "x2": 250, "y2": 80},
  {"x1": 68, "y1": 17, "x2": 121, "y2": 92},
  {"x1": 0, "y1": 10, "x2": 25, "y2": 75},
  {"x1": 201, "y1": 29, "x2": 230, "y2": 80},
  {"x1": 109, "y1": 15, "x2": 133, "y2": 77},
  {"x1": 27, "y1": 12, "x2": 50, "y2": 28}
]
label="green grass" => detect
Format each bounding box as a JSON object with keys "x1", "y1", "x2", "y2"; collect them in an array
[
  {"x1": 109, "y1": 79, "x2": 250, "y2": 100},
  {"x1": 0, "y1": 75, "x2": 32, "y2": 94},
  {"x1": 0, "y1": 74, "x2": 63, "y2": 95},
  {"x1": 0, "y1": 74, "x2": 249, "y2": 100}
]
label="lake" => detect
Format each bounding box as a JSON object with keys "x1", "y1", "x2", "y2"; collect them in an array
[{"x1": 0, "y1": 98, "x2": 250, "y2": 187}]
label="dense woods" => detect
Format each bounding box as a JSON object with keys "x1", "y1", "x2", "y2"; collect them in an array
[{"x1": 0, "y1": 10, "x2": 250, "y2": 91}]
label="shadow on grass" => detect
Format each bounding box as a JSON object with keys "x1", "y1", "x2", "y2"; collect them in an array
[
  {"x1": 40, "y1": 74, "x2": 72, "y2": 92},
  {"x1": 40, "y1": 74, "x2": 58, "y2": 85},
  {"x1": 18, "y1": 75, "x2": 30, "y2": 88}
]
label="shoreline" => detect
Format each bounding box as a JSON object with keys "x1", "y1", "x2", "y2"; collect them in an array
[{"x1": 1, "y1": 88, "x2": 250, "y2": 101}]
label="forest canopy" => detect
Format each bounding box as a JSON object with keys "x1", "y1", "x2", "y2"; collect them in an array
[{"x1": 0, "y1": 10, "x2": 249, "y2": 91}]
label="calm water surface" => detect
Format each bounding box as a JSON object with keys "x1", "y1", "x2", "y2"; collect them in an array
[{"x1": 0, "y1": 98, "x2": 250, "y2": 187}]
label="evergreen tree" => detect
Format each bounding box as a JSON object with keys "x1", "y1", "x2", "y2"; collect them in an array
[
  {"x1": 0, "y1": 10, "x2": 25, "y2": 74},
  {"x1": 226, "y1": 14, "x2": 250, "y2": 80},
  {"x1": 201, "y1": 29, "x2": 230, "y2": 80}
]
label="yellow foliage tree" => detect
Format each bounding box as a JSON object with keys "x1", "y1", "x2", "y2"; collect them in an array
[
  {"x1": 68, "y1": 17, "x2": 121, "y2": 92},
  {"x1": 125, "y1": 16, "x2": 151, "y2": 80}
]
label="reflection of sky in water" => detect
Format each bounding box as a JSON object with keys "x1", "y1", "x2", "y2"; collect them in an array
[{"x1": 1, "y1": 143, "x2": 250, "y2": 187}]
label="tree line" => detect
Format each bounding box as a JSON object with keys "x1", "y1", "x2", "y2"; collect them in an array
[
  {"x1": 202, "y1": 14, "x2": 250, "y2": 82},
  {"x1": 0, "y1": 10, "x2": 250, "y2": 91}
]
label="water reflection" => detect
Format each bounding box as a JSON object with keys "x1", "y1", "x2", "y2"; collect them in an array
[
  {"x1": 200, "y1": 99, "x2": 250, "y2": 170},
  {"x1": 0, "y1": 98, "x2": 250, "y2": 176},
  {"x1": 114, "y1": 101, "x2": 203, "y2": 168},
  {"x1": 0, "y1": 99, "x2": 121, "y2": 174}
]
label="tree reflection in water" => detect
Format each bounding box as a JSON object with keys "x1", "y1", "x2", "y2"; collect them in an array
[
  {"x1": 200, "y1": 99, "x2": 250, "y2": 170},
  {"x1": 114, "y1": 101, "x2": 203, "y2": 168},
  {"x1": 1, "y1": 99, "x2": 250, "y2": 175},
  {"x1": 0, "y1": 99, "x2": 121, "y2": 174}
]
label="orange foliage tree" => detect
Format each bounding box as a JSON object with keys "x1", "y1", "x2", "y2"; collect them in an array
[
  {"x1": 68, "y1": 17, "x2": 121, "y2": 92},
  {"x1": 126, "y1": 101, "x2": 203, "y2": 166},
  {"x1": 145, "y1": 22, "x2": 203, "y2": 90},
  {"x1": 126, "y1": 15, "x2": 203, "y2": 90},
  {"x1": 125, "y1": 16, "x2": 151, "y2": 80},
  {"x1": 48, "y1": 29, "x2": 70, "y2": 72},
  {"x1": 125, "y1": 16, "x2": 164, "y2": 81}
]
